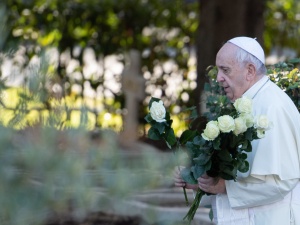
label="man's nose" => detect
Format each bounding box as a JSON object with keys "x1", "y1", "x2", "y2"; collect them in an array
[{"x1": 216, "y1": 72, "x2": 224, "y2": 82}]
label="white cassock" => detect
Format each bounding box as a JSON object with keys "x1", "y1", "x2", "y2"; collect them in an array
[{"x1": 201, "y1": 75, "x2": 300, "y2": 225}]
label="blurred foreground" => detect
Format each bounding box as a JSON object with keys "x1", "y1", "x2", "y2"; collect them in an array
[{"x1": 0, "y1": 125, "x2": 214, "y2": 225}]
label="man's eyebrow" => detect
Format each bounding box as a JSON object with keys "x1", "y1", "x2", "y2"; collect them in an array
[{"x1": 219, "y1": 66, "x2": 230, "y2": 70}]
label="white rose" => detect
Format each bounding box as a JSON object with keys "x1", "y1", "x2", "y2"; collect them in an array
[
  {"x1": 257, "y1": 129, "x2": 265, "y2": 138},
  {"x1": 233, "y1": 117, "x2": 248, "y2": 135},
  {"x1": 217, "y1": 115, "x2": 235, "y2": 133},
  {"x1": 240, "y1": 113, "x2": 254, "y2": 128},
  {"x1": 254, "y1": 115, "x2": 273, "y2": 130},
  {"x1": 202, "y1": 121, "x2": 220, "y2": 141},
  {"x1": 234, "y1": 96, "x2": 253, "y2": 114},
  {"x1": 150, "y1": 100, "x2": 166, "y2": 123}
]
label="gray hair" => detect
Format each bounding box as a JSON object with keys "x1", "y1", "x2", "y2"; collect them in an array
[{"x1": 234, "y1": 47, "x2": 267, "y2": 75}]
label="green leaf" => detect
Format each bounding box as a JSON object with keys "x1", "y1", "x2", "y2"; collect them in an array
[
  {"x1": 144, "y1": 113, "x2": 153, "y2": 123},
  {"x1": 194, "y1": 152, "x2": 211, "y2": 166},
  {"x1": 148, "y1": 127, "x2": 161, "y2": 140},
  {"x1": 240, "y1": 140, "x2": 249, "y2": 150},
  {"x1": 185, "y1": 142, "x2": 198, "y2": 159},
  {"x1": 165, "y1": 112, "x2": 172, "y2": 124},
  {"x1": 204, "y1": 82, "x2": 212, "y2": 92},
  {"x1": 238, "y1": 160, "x2": 249, "y2": 173},
  {"x1": 165, "y1": 128, "x2": 176, "y2": 148},
  {"x1": 188, "y1": 107, "x2": 199, "y2": 121},
  {"x1": 180, "y1": 167, "x2": 197, "y2": 184},
  {"x1": 212, "y1": 138, "x2": 221, "y2": 150},
  {"x1": 229, "y1": 134, "x2": 240, "y2": 148},
  {"x1": 179, "y1": 130, "x2": 198, "y2": 144},
  {"x1": 238, "y1": 153, "x2": 248, "y2": 160},
  {"x1": 185, "y1": 141, "x2": 194, "y2": 151},
  {"x1": 217, "y1": 150, "x2": 232, "y2": 162},
  {"x1": 205, "y1": 160, "x2": 212, "y2": 171},
  {"x1": 191, "y1": 165, "x2": 206, "y2": 180},
  {"x1": 152, "y1": 122, "x2": 165, "y2": 134},
  {"x1": 193, "y1": 135, "x2": 205, "y2": 146},
  {"x1": 244, "y1": 141, "x2": 252, "y2": 152},
  {"x1": 288, "y1": 58, "x2": 300, "y2": 64},
  {"x1": 219, "y1": 172, "x2": 235, "y2": 180},
  {"x1": 219, "y1": 165, "x2": 237, "y2": 180},
  {"x1": 245, "y1": 128, "x2": 254, "y2": 140},
  {"x1": 209, "y1": 208, "x2": 214, "y2": 221}
]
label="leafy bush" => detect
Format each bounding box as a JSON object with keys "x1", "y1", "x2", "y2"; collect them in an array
[
  {"x1": 0, "y1": 126, "x2": 175, "y2": 225},
  {"x1": 267, "y1": 58, "x2": 300, "y2": 112}
]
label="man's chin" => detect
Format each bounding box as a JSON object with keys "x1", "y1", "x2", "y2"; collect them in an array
[{"x1": 225, "y1": 93, "x2": 234, "y2": 101}]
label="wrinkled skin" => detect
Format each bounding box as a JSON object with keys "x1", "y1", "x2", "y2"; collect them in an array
[{"x1": 215, "y1": 43, "x2": 259, "y2": 101}]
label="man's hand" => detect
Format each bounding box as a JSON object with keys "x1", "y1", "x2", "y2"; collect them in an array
[
  {"x1": 198, "y1": 174, "x2": 226, "y2": 194},
  {"x1": 173, "y1": 166, "x2": 198, "y2": 190}
]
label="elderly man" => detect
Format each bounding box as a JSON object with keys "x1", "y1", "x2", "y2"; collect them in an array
[{"x1": 174, "y1": 36, "x2": 300, "y2": 224}]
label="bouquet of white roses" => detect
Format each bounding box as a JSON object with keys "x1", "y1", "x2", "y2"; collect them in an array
[{"x1": 145, "y1": 95, "x2": 272, "y2": 224}]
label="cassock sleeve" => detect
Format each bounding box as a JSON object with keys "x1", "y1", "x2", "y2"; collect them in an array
[{"x1": 225, "y1": 175, "x2": 298, "y2": 209}]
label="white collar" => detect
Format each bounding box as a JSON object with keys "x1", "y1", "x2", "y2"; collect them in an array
[{"x1": 243, "y1": 76, "x2": 269, "y2": 99}]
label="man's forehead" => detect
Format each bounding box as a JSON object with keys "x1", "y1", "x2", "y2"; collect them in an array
[{"x1": 216, "y1": 45, "x2": 236, "y2": 65}]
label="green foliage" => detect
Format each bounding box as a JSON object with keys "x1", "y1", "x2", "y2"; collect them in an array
[
  {"x1": 264, "y1": 0, "x2": 300, "y2": 55},
  {"x1": 182, "y1": 126, "x2": 257, "y2": 183},
  {"x1": 0, "y1": 125, "x2": 175, "y2": 224},
  {"x1": 267, "y1": 58, "x2": 300, "y2": 112},
  {"x1": 1, "y1": 0, "x2": 199, "y2": 129},
  {"x1": 3, "y1": 0, "x2": 198, "y2": 72}
]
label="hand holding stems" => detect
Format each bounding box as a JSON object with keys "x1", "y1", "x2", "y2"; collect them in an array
[
  {"x1": 174, "y1": 167, "x2": 226, "y2": 194},
  {"x1": 174, "y1": 166, "x2": 199, "y2": 190},
  {"x1": 173, "y1": 166, "x2": 204, "y2": 224},
  {"x1": 197, "y1": 174, "x2": 226, "y2": 194},
  {"x1": 174, "y1": 167, "x2": 226, "y2": 224},
  {"x1": 173, "y1": 166, "x2": 198, "y2": 205}
]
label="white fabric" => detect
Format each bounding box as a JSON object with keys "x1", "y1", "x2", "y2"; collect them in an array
[
  {"x1": 243, "y1": 75, "x2": 300, "y2": 180},
  {"x1": 207, "y1": 75, "x2": 300, "y2": 224},
  {"x1": 196, "y1": 191, "x2": 213, "y2": 207},
  {"x1": 213, "y1": 182, "x2": 300, "y2": 225},
  {"x1": 228, "y1": 37, "x2": 265, "y2": 64},
  {"x1": 226, "y1": 175, "x2": 298, "y2": 208}
]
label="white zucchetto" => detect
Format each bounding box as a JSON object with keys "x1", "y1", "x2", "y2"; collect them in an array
[{"x1": 228, "y1": 36, "x2": 265, "y2": 65}]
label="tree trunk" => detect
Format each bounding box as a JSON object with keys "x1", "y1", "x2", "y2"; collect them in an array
[{"x1": 194, "y1": 0, "x2": 266, "y2": 114}]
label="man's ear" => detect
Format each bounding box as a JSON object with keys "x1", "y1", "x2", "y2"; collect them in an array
[{"x1": 246, "y1": 64, "x2": 256, "y2": 81}]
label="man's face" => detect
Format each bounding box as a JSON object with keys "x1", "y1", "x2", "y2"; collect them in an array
[{"x1": 215, "y1": 43, "x2": 249, "y2": 101}]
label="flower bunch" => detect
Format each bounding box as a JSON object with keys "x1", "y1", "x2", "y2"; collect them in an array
[
  {"x1": 144, "y1": 98, "x2": 177, "y2": 149},
  {"x1": 145, "y1": 95, "x2": 272, "y2": 224}
]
